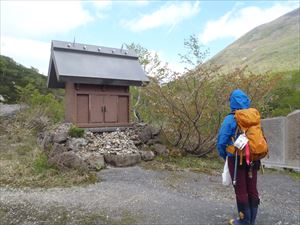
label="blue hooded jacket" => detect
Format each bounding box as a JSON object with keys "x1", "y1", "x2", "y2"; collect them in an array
[{"x1": 217, "y1": 89, "x2": 251, "y2": 159}]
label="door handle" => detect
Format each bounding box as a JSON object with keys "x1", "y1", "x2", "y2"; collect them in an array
[{"x1": 101, "y1": 106, "x2": 106, "y2": 112}]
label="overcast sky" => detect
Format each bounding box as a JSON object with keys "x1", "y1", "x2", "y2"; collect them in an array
[{"x1": 0, "y1": 0, "x2": 299, "y2": 75}]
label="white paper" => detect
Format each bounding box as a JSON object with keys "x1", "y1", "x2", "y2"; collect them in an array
[{"x1": 234, "y1": 133, "x2": 249, "y2": 150}]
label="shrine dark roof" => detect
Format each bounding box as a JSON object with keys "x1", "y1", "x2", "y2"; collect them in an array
[{"x1": 47, "y1": 40, "x2": 149, "y2": 88}]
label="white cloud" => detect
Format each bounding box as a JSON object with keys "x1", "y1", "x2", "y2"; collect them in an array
[
  {"x1": 92, "y1": 0, "x2": 148, "y2": 9},
  {"x1": 91, "y1": 0, "x2": 112, "y2": 9},
  {"x1": 200, "y1": 2, "x2": 299, "y2": 44},
  {"x1": 1, "y1": 36, "x2": 51, "y2": 75},
  {"x1": 90, "y1": 0, "x2": 112, "y2": 19},
  {"x1": 122, "y1": 0, "x2": 149, "y2": 7},
  {"x1": 1, "y1": 1, "x2": 94, "y2": 38},
  {"x1": 122, "y1": 1, "x2": 200, "y2": 32},
  {"x1": 133, "y1": 0, "x2": 149, "y2": 6}
]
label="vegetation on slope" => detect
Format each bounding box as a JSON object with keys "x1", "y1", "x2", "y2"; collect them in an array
[
  {"x1": 210, "y1": 8, "x2": 300, "y2": 73},
  {"x1": 265, "y1": 70, "x2": 300, "y2": 117},
  {"x1": 0, "y1": 85, "x2": 97, "y2": 188},
  {"x1": 0, "y1": 55, "x2": 64, "y2": 103}
]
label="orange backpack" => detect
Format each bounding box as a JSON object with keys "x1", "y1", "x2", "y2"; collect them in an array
[{"x1": 234, "y1": 108, "x2": 268, "y2": 161}]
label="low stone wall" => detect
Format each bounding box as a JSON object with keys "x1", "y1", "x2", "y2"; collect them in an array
[
  {"x1": 37, "y1": 123, "x2": 169, "y2": 171},
  {"x1": 261, "y1": 110, "x2": 300, "y2": 171}
]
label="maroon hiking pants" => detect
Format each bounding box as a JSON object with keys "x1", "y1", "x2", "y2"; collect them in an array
[{"x1": 228, "y1": 157, "x2": 260, "y2": 206}]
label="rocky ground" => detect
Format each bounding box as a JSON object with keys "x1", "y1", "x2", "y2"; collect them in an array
[
  {"x1": 0, "y1": 166, "x2": 299, "y2": 225},
  {"x1": 38, "y1": 123, "x2": 166, "y2": 171}
]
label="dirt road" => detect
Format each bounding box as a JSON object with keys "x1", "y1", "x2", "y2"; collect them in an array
[{"x1": 0, "y1": 166, "x2": 299, "y2": 225}]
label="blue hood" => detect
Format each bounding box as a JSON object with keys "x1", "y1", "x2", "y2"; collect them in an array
[{"x1": 229, "y1": 89, "x2": 251, "y2": 111}]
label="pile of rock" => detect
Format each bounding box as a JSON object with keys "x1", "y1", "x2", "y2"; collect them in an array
[
  {"x1": 37, "y1": 123, "x2": 169, "y2": 171},
  {"x1": 126, "y1": 123, "x2": 161, "y2": 146},
  {"x1": 85, "y1": 130, "x2": 139, "y2": 154}
]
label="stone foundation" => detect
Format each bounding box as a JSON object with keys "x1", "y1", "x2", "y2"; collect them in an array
[{"x1": 37, "y1": 123, "x2": 164, "y2": 170}]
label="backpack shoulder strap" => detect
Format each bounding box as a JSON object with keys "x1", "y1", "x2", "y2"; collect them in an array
[
  {"x1": 228, "y1": 111, "x2": 239, "y2": 138},
  {"x1": 228, "y1": 111, "x2": 236, "y2": 116}
]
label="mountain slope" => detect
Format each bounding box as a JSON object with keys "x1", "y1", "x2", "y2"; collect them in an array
[
  {"x1": 210, "y1": 8, "x2": 300, "y2": 73},
  {"x1": 0, "y1": 55, "x2": 47, "y2": 103}
]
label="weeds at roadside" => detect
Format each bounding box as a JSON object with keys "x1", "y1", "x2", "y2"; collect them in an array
[
  {"x1": 286, "y1": 170, "x2": 300, "y2": 181},
  {"x1": 263, "y1": 167, "x2": 300, "y2": 181},
  {"x1": 33, "y1": 152, "x2": 53, "y2": 173},
  {"x1": 141, "y1": 152, "x2": 224, "y2": 175},
  {"x1": 0, "y1": 117, "x2": 98, "y2": 188},
  {"x1": 143, "y1": 152, "x2": 300, "y2": 181}
]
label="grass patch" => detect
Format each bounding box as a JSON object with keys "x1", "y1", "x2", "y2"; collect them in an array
[
  {"x1": 287, "y1": 171, "x2": 300, "y2": 181},
  {"x1": 141, "y1": 152, "x2": 224, "y2": 175},
  {"x1": 0, "y1": 118, "x2": 98, "y2": 188},
  {"x1": 0, "y1": 157, "x2": 98, "y2": 188},
  {"x1": 33, "y1": 152, "x2": 53, "y2": 173},
  {"x1": 68, "y1": 125, "x2": 85, "y2": 138},
  {"x1": 263, "y1": 167, "x2": 300, "y2": 181}
]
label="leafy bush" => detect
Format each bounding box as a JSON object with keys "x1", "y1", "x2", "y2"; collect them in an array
[
  {"x1": 68, "y1": 125, "x2": 85, "y2": 138},
  {"x1": 264, "y1": 70, "x2": 300, "y2": 117},
  {"x1": 15, "y1": 83, "x2": 64, "y2": 132},
  {"x1": 128, "y1": 39, "x2": 277, "y2": 156},
  {"x1": 33, "y1": 152, "x2": 54, "y2": 174}
]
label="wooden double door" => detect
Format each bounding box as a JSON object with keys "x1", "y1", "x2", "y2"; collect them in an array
[
  {"x1": 90, "y1": 95, "x2": 117, "y2": 123},
  {"x1": 76, "y1": 94, "x2": 129, "y2": 126}
]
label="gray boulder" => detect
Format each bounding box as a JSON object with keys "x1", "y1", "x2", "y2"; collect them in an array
[
  {"x1": 152, "y1": 144, "x2": 169, "y2": 156},
  {"x1": 53, "y1": 123, "x2": 72, "y2": 144},
  {"x1": 49, "y1": 143, "x2": 68, "y2": 159},
  {"x1": 150, "y1": 126, "x2": 161, "y2": 137},
  {"x1": 140, "y1": 150, "x2": 155, "y2": 161},
  {"x1": 146, "y1": 136, "x2": 161, "y2": 145},
  {"x1": 134, "y1": 124, "x2": 161, "y2": 144},
  {"x1": 67, "y1": 138, "x2": 88, "y2": 151},
  {"x1": 138, "y1": 125, "x2": 153, "y2": 143},
  {"x1": 85, "y1": 154, "x2": 106, "y2": 171},
  {"x1": 48, "y1": 152, "x2": 88, "y2": 171},
  {"x1": 104, "y1": 153, "x2": 141, "y2": 167},
  {"x1": 53, "y1": 133, "x2": 68, "y2": 144}
]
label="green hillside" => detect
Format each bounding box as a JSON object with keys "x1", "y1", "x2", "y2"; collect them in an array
[
  {"x1": 0, "y1": 55, "x2": 48, "y2": 103},
  {"x1": 210, "y1": 8, "x2": 300, "y2": 73}
]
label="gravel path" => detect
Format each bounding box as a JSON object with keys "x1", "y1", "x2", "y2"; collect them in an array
[{"x1": 0, "y1": 166, "x2": 299, "y2": 225}]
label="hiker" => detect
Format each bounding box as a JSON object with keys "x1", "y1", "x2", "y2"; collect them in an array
[{"x1": 217, "y1": 89, "x2": 261, "y2": 225}]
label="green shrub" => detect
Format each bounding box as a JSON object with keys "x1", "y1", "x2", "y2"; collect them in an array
[
  {"x1": 16, "y1": 83, "x2": 64, "y2": 124},
  {"x1": 33, "y1": 152, "x2": 53, "y2": 174},
  {"x1": 68, "y1": 125, "x2": 85, "y2": 138},
  {"x1": 265, "y1": 70, "x2": 300, "y2": 117}
]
